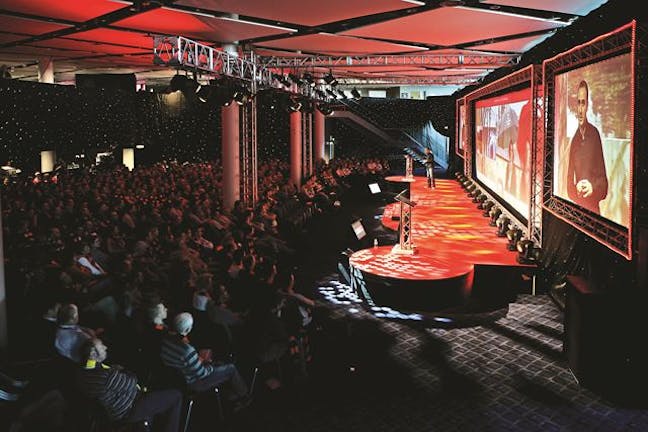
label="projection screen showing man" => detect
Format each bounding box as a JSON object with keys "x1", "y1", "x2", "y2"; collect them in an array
[{"x1": 552, "y1": 53, "x2": 632, "y2": 228}]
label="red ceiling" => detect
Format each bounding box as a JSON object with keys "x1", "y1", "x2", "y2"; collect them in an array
[{"x1": 0, "y1": 0, "x2": 609, "y2": 89}]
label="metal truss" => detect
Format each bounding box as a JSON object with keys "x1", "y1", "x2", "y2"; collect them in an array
[
  {"x1": 399, "y1": 201, "x2": 414, "y2": 252},
  {"x1": 240, "y1": 85, "x2": 258, "y2": 206},
  {"x1": 337, "y1": 76, "x2": 486, "y2": 85},
  {"x1": 302, "y1": 112, "x2": 313, "y2": 178},
  {"x1": 543, "y1": 22, "x2": 635, "y2": 259},
  {"x1": 258, "y1": 53, "x2": 519, "y2": 69},
  {"x1": 529, "y1": 65, "x2": 544, "y2": 246},
  {"x1": 405, "y1": 155, "x2": 413, "y2": 179},
  {"x1": 463, "y1": 65, "x2": 536, "y2": 237},
  {"x1": 153, "y1": 35, "x2": 273, "y2": 85}
]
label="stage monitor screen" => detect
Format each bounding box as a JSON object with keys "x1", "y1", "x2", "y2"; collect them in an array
[
  {"x1": 551, "y1": 53, "x2": 632, "y2": 228},
  {"x1": 474, "y1": 87, "x2": 532, "y2": 218},
  {"x1": 351, "y1": 220, "x2": 366, "y2": 240},
  {"x1": 369, "y1": 183, "x2": 381, "y2": 194}
]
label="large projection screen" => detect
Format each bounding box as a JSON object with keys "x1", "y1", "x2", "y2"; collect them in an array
[
  {"x1": 543, "y1": 21, "x2": 636, "y2": 259},
  {"x1": 552, "y1": 54, "x2": 632, "y2": 228},
  {"x1": 475, "y1": 88, "x2": 532, "y2": 218}
]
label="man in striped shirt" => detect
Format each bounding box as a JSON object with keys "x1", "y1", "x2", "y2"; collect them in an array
[
  {"x1": 76, "y1": 338, "x2": 182, "y2": 432},
  {"x1": 160, "y1": 313, "x2": 249, "y2": 403}
]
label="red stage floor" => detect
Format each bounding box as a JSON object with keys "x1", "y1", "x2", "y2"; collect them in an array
[{"x1": 350, "y1": 177, "x2": 520, "y2": 281}]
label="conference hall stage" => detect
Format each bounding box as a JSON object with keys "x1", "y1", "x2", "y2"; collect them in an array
[{"x1": 349, "y1": 177, "x2": 532, "y2": 313}]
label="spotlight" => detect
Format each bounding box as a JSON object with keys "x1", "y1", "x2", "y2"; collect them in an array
[
  {"x1": 466, "y1": 183, "x2": 476, "y2": 194},
  {"x1": 326, "y1": 89, "x2": 338, "y2": 99},
  {"x1": 315, "y1": 89, "x2": 327, "y2": 99},
  {"x1": 323, "y1": 72, "x2": 338, "y2": 86},
  {"x1": 351, "y1": 88, "x2": 361, "y2": 100},
  {"x1": 303, "y1": 73, "x2": 316, "y2": 87},
  {"x1": 481, "y1": 200, "x2": 494, "y2": 215},
  {"x1": 469, "y1": 189, "x2": 482, "y2": 201},
  {"x1": 496, "y1": 216, "x2": 510, "y2": 237},
  {"x1": 475, "y1": 194, "x2": 487, "y2": 207},
  {"x1": 517, "y1": 240, "x2": 541, "y2": 264},
  {"x1": 317, "y1": 102, "x2": 333, "y2": 115},
  {"x1": 337, "y1": 89, "x2": 347, "y2": 99},
  {"x1": 489, "y1": 207, "x2": 501, "y2": 226},
  {"x1": 287, "y1": 96, "x2": 302, "y2": 112},
  {"x1": 232, "y1": 85, "x2": 251, "y2": 105},
  {"x1": 506, "y1": 227, "x2": 523, "y2": 251}
]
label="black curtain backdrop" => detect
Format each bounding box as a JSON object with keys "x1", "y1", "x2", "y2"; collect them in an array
[{"x1": 0, "y1": 79, "x2": 223, "y2": 171}]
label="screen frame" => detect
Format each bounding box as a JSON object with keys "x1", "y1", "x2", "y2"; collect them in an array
[
  {"x1": 542, "y1": 21, "x2": 636, "y2": 260},
  {"x1": 455, "y1": 97, "x2": 466, "y2": 158},
  {"x1": 464, "y1": 64, "x2": 539, "y2": 231}
]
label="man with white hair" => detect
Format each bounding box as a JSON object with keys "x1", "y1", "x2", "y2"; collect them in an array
[{"x1": 160, "y1": 312, "x2": 250, "y2": 408}]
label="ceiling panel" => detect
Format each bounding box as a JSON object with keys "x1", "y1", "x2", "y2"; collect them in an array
[
  {"x1": 114, "y1": 8, "x2": 289, "y2": 43},
  {"x1": 341, "y1": 7, "x2": 563, "y2": 47},
  {"x1": 338, "y1": 66, "x2": 426, "y2": 73},
  {"x1": 483, "y1": 0, "x2": 608, "y2": 15},
  {"x1": 467, "y1": 33, "x2": 554, "y2": 53},
  {"x1": 257, "y1": 33, "x2": 427, "y2": 56},
  {"x1": 0, "y1": 0, "x2": 125, "y2": 22},
  {"x1": 0, "y1": 16, "x2": 71, "y2": 36},
  {"x1": 0, "y1": 33, "x2": 26, "y2": 44},
  {"x1": 0, "y1": 46, "x2": 96, "y2": 58},
  {"x1": 31, "y1": 39, "x2": 150, "y2": 55},
  {"x1": 176, "y1": 0, "x2": 414, "y2": 26},
  {"x1": 72, "y1": 29, "x2": 154, "y2": 49}
]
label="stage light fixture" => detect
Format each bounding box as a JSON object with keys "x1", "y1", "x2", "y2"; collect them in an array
[
  {"x1": 317, "y1": 102, "x2": 334, "y2": 116},
  {"x1": 323, "y1": 72, "x2": 338, "y2": 86},
  {"x1": 351, "y1": 88, "x2": 362, "y2": 100},
  {"x1": 326, "y1": 89, "x2": 338, "y2": 98},
  {"x1": 196, "y1": 85, "x2": 211, "y2": 103},
  {"x1": 481, "y1": 200, "x2": 494, "y2": 215},
  {"x1": 506, "y1": 227, "x2": 523, "y2": 251},
  {"x1": 496, "y1": 216, "x2": 510, "y2": 237},
  {"x1": 303, "y1": 73, "x2": 316, "y2": 87},
  {"x1": 466, "y1": 184, "x2": 477, "y2": 194},
  {"x1": 469, "y1": 189, "x2": 482, "y2": 201},
  {"x1": 287, "y1": 96, "x2": 302, "y2": 112},
  {"x1": 476, "y1": 194, "x2": 487, "y2": 207},
  {"x1": 337, "y1": 89, "x2": 347, "y2": 99},
  {"x1": 517, "y1": 240, "x2": 541, "y2": 264},
  {"x1": 489, "y1": 207, "x2": 501, "y2": 226}
]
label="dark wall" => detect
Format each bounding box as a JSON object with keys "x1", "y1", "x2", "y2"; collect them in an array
[{"x1": 0, "y1": 80, "x2": 221, "y2": 172}]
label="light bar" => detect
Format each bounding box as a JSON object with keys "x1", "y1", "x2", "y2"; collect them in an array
[
  {"x1": 218, "y1": 16, "x2": 297, "y2": 33},
  {"x1": 402, "y1": 0, "x2": 426, "y2": 5}
]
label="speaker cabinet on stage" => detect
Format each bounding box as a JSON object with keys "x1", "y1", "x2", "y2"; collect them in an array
[{"x1": 564, "y1": 276, "x2": 643, "y2": 393}]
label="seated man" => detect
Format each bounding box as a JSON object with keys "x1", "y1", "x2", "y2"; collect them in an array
[
  {"x1": 76, "y1": 338, "x2": 182, "y2": 432},
  {"x1": 160, "y1": 313, "x2": 250, "y2": 408},
  {"x1": 54, "y1": 303, "x2": 95, "y2": 363}
]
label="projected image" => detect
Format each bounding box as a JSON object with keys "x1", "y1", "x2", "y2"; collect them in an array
[
  {"x1": 474, "y1": 88, "x2": 531, "y2": 217},
  {"x1": 457, "y1": 102, "x2": 466, "y2": 156},
  {"x1": 552, "y1": 53, "x2": 632, "y2": 228}
]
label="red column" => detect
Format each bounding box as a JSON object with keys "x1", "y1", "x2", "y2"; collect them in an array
[
  {"x1": 290, "y1": 110, "x2": 302, "y2": 188},
  {"x1": 222, "y1": 103, "x2": 240, "y2": 210},
  {"x1": 314, "y1": 109, "x2": 325, "y2": 166}
]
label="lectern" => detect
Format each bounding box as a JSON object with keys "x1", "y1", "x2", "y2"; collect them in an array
[
  {"x1": 392, "y1": 190, "x2": 417, "y2": 255},
  {"x1": 404, "y1": 154, "x2": 413, "y2": 179}
]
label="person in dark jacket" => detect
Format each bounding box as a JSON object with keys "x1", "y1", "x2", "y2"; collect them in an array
[{"x1": 76, "y1": 338, "x2": 182, "y2": 432}]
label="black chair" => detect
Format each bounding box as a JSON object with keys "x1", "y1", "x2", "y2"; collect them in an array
[
  {"x1": 158, "y1": 366, "x2": 223, "y2": 432},
  {"x1": 87, "y1": 400, "x2": 151, "y2": 432}
]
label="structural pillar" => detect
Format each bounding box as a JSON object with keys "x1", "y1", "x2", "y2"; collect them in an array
[
  {"x1": 314, "y1": 109, "x2": 325, "y2": 166},
  {"x1": 122, "y1": 148, "x2": 135, "y2": 171},
  {"x1": 290, "y1": 110, "x2": 302, "y2": 188},
  {"x1": 38, "y1": 57, "x2": 55, "y2": 84},
  {"x1": 40, "y1": 150, "x2": 56, "y2": 173},
  {"x1": 222, "y1": 103, "x2": 240, "y2": 210}
]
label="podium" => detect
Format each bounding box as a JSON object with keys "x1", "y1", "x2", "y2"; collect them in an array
[
  {"x1": 404, "y1": 154, "x2": 413, "y2": 179},
  {"x1": 392, "y1": 190, "x2": 417, "y2": 255}
]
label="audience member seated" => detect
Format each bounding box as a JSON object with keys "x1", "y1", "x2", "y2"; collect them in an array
[
  {"x1": 54, "y1": 303, "x2": 96, "y2": 364},
  {"x1": 76, "y1": 338, "x2": 182, "y2": 432},
  {"x1": 160, "y1": 313, "x2": 250, "y2": 409}
]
